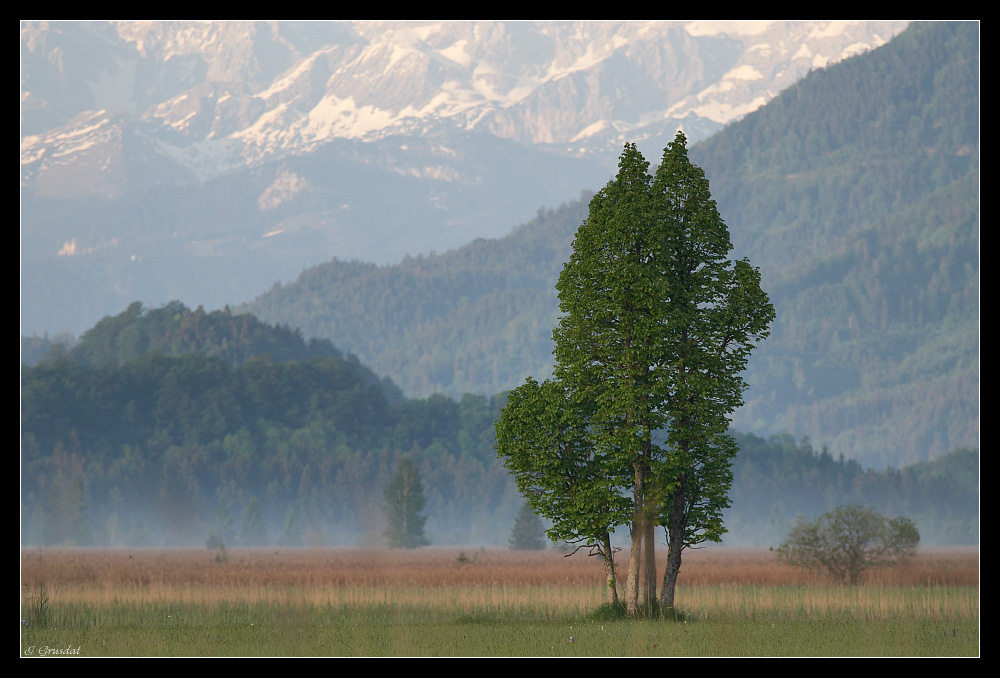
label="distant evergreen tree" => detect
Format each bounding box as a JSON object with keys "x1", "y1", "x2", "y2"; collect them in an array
[
  {"x1": 41, "y1": 445, "x2": 93, "y2": 546},
  {"x1": 207, "y1": 496, "x2": 235, "y2": 548},
  {"x1": 279, "y1": 508, "x2": 304, "y2": 547},
  {"x1": 238, "y1": 497, "x2": 267, "y2": 546},
  {"x1": 509, "y1": 502, "x2": 547, "y2": 550},
  {"x1": 383, "y1": 459, "x2": 430, "y2": 549}
]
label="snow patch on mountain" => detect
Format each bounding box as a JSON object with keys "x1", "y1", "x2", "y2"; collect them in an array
[
  {"x1": 438, "y1": 39, "x2": 472, "y2": 68},
  {"x1": 724, "y1": 65, "x2": 764, "y2": 81},
  {"x1": 571, "y1": 119, "x2": 610, "y2": 142},
  {"x1": 808, "y1": 21, "x2": 857, "y2": 40},
  {"x1": 257, "y1": 168, "x2": 310, "y2": 210},
  {"x1": 840, "y1": 41, "x2": 879, "y2": 59},
  {"x1": 685, "y1": 20, "x2": 774, "y2": 37}
]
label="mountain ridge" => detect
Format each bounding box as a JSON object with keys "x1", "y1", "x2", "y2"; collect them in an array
[{"x1": 21, "y1": 22, "x2": 909, "y2": 334}]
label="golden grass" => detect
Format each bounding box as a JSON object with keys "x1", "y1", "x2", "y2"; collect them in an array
[
  {"x1": 21, "y1": 547, "x2": 606, "y2": 588},
  {"x1": 21, "y1": 546, "x2": 979, "y2": 587},
  {"x1": 21, "y1": 546, "x2": 979, "y2": 621},
  {"x1": 674, "y1": 546, "x2": 979, "y2": 587},
  {"x1": 20, "y1": 547, "x2": 606, "y2": 616}
]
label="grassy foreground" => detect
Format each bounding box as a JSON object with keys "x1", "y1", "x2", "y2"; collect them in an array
[{"x1": 21, "y1": 547, "x2": 978, "y2": 657}]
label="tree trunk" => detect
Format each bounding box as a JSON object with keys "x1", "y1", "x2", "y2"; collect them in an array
[
  {"x1": 642, "y1": 513, "x2": 657, "y2": 614},
  {"x1": 625, "y1": 463, "x2": 644, "y2": 617},
  {"x1": 625, "y1": 526, "x2": 642, "y2": 617},
  {"x1": 601, "y1": 533, "x2": 619, "y2": 607},
  {"x1": 659, "y1": 474, "x2": 687, "y2": 615}
]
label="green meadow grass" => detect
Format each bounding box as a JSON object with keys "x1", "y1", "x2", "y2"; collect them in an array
[{"x1": 21, "y1": 587, "x2": 979, "y2": 657}]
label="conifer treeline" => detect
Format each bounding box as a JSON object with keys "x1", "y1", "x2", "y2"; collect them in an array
[{"x1": 21, "y1": 303, "x2": 977, "y2": 547}]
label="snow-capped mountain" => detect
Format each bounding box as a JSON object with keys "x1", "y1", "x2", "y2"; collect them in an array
[
  {"x1": 20, "y1": 21, "x2": 909, "y2": 335},
  {"x1": 22, "y1": 21, "x2": 907, "y2": 183}
]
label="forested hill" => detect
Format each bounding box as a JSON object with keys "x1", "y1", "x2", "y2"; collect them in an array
[
  {"x1": 21, "y1": 305, "x2": 978, "y2": 547},
  {"x1": 25, "y1": 300, "x2": 402, "y2": 401},
  {"x1": 240, "y1": 21, "x2": 979, "y2": 467},
  {"x1": 240, "y1": 197, "x2": 589, "y2": 398},
  {"x1": 689, "y1": 21, "x2": 979, "y2": 466}
]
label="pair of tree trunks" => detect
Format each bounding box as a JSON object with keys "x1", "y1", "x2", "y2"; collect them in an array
[
  {"x1": 623, "y1": 480, "x2": 682, "y2": 617},
  {"x1": 625, "y1": 461, "x2": 661, "y2": 618}
]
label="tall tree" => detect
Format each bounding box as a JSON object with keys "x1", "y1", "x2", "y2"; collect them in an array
[
  {"x1": 499, "y1": 134, "x2": 773, "y2": 618},
  {"x1": 551, "y1": 141, "x2": 670, "y2": 617},
  {"x1": 383, "y1": 458, "x2": 430, "y2": 549},
  {"x1": 650, "y1": 133, "x2": 775, "y2": 613}
]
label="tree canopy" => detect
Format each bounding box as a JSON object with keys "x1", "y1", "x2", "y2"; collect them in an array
[{"x1": 497, "y1": 132, "x2": 775, "y2": 616}]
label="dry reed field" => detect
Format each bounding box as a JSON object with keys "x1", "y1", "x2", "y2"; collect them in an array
[
  {"x1": 20, "y1": 545, "x2": 980, "y2": 588},
  {"x1": 21, "y1": 546, "x2": 979, "y2": 656},
  {"x1": 21, "y1": 546, "x2": 978, "y2": 612}
]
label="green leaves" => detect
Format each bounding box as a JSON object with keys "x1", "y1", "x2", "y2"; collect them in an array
[
  {"x1": 497, "y1": 133, "x2": 774, "y2": 610},
  {"x1": 495, "y1": 378, "x2": 630, "y2": 546}
]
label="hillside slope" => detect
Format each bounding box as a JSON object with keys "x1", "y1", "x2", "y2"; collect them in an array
[{"x1": 242, "y1": 22, "x2": 978, "y2": 466}]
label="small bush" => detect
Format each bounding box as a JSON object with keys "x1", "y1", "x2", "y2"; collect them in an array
[{"x1": 773, "y1": 504, "x2": 920, "y2": 584}]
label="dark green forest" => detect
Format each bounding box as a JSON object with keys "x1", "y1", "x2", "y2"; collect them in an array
[
  {"x1": 690, "y1": 21, "x2": 979, "y2": 466},
  {"x1": 21, "y1": 303, "x2": 977, "y2": 547},
  {"x1": 239, "y1": 21, "x2": 979, "y2": 468}
]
